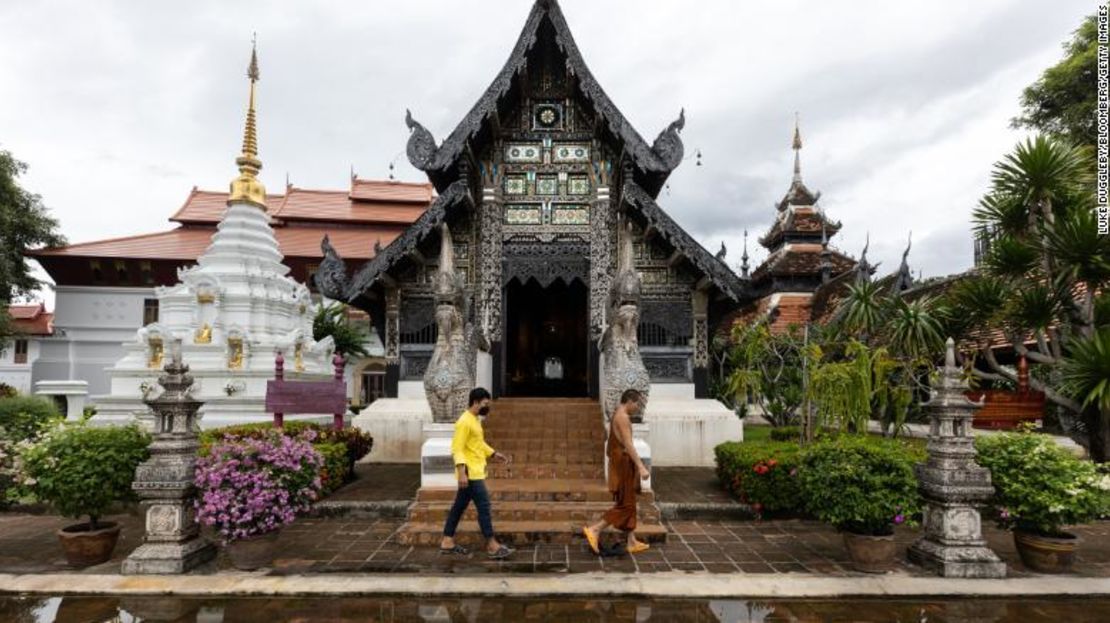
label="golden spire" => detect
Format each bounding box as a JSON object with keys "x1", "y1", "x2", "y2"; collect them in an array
[{"x1": 228, "y1": 37, "x2": 266, "y2": 208}]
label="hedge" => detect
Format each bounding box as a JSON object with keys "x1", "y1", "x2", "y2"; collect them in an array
[{"x1": 715, "y1": 440, "x2": 804, "y2": 516}]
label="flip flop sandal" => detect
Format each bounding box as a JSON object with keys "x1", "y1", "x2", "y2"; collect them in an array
[
  {"x1": 582, "y1": 527, "x2": 600, "y2": 555},
  {"x1": 627, "y1": 542, "x2": 650, "y2": 555},
  {"x1": 487, "y1": 545, "x2": 514, "y2": 560},
  {"x1": 439, "y1": 545, "x2": 469, "y2": 556}
]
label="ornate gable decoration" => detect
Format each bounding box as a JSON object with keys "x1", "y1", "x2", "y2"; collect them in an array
[
  {"x1": 404, "y1": 0, "x2": 685, "y2": 198},
  {"x1": 621, "y1": 182, "x2": 746, "y2": 301}
]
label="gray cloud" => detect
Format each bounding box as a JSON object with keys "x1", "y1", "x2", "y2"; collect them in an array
[{"x1": 0, "y1": 0, "x2": 1092, "y2": 296}]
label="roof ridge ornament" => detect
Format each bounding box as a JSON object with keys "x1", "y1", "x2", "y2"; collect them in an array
[
  {"x1": 228, "y1": 36, "x2": 267, "y2": 208},
  {"x1": 651, "y1": 108, "x2": 686, "y2": 171},
  {"x1": 405, "y1": 109, "x2": 439, "y2": 171},
  {"x1": 792, "y1": 111, "x2": 803, "y2": 183}
]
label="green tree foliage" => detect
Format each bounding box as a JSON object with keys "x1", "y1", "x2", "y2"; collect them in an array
[
  {"x1": 312, "y1": 302, "x2": 370, "y2": 358},
  {"x1": 1012, "y1": 15, "x2": 1097, "y2": 149},
  {"x1": 724, "y1": 323, "x2": 808, "y2": 427},
  {"x1": 951, "y1": 136, "x2": 1109, "y2": 460},
  {"x1": 0, "y1": 149, "x2": 65, "y2": 345}
]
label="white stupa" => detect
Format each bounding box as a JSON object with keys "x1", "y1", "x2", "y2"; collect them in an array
[{"x1": 94, "y1": 44, "x2": 336, "y2": 429}]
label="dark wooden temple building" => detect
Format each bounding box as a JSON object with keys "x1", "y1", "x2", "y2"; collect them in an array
[{"x1": 316, "y1": 0, "x2": 749, "y2": 401}]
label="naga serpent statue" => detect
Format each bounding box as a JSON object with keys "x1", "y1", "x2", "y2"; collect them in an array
[
  {"x1": 424, "y1": 223, "x2": 489, "y2": 423},
  {"x1": 598, "y1": 221, "x2": 650, "y2": 423}
]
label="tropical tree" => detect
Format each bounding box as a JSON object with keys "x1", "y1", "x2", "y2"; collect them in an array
[
  {"x1": 0, "y1": 149, "x2": 64, "y2": 345},
  {"x1": 1012, "y1": 14, "x2": 1097, "y2": 150},
  {"x1": 724, "y1": 322, "x2": 809, "y2": 428},
  {"x1": 947, "y1": 136, "x2": 1109, "y2": 461},
  {"x1": 312, "y1": 302, "x2": 370, "y2": 358}
]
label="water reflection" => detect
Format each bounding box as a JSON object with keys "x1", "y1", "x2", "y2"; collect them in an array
[{"x1": 0, "y1": 596, "x2": 1103, "y2": 622}]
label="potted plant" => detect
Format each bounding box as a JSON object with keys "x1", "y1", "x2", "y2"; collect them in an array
[
  {"x1": 976, "y1": 429, "x2": 1109, "y2": 573},
  {"x1": 195, "y1": 429, "x2": 323, "y2": 570},
  {"x1": 13, "y1": 422, "x2": 150, "y2": 567},
  {"x1": 798, "y1": 436, "x2": 922, "y2": 573}
]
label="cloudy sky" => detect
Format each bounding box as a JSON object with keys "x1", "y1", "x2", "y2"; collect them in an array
[{"x1": 0, "y1": 0, "x2": 1093, "y2": 303}]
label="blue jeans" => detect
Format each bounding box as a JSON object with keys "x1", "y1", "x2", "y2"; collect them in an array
[{"x1": 442, "y1": 479, "x2": 494, "y2": 540}]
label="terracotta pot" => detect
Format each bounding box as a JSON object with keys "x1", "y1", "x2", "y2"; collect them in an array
[
  {"x1": 56, "y1": 521, "x2": 121, "y2": 568},
  {"x1": 1014, "y1": 529, "x2": 1078, "y2": 573},
  {"x1": 226, "y1": 530, "x2": 281, "y2": 570},
  {"x1": 842, "y1": 531, "x2": 898, "y2": 573}
]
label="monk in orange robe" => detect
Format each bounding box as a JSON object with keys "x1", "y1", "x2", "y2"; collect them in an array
[{"x1": 582, "y1": 388, "x2": 651, "y2": 555}]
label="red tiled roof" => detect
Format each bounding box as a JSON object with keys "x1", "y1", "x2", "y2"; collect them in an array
[
  {"x1": 350, "y1": 178, "x2": 434, "y2": 203},
  {"x1": 6, "y1": 304, "x2": 53, "y2": 336},
  {"x1": 750, "y1": 244, "x2": 856, "y2": 282},
  {"x1": 271, "y1": 188, "x2": 427, "y2": 224},
  {"x1": 170, "y1": 189, "x2": 286, "y2": 224},
  {"x1": 31, "y1": 226, "x2": 404, "y2": 261}
]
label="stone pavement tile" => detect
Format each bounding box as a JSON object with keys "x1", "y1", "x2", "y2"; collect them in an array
[
  {"x1": 770, "y1": 562, "x2": 810, "y2": 574},
  {"x1": 635, "y1": 561, "x2": 672, "y2": 573},
  {"x1": 660, "y1": 549, "x2": 699, "y2": 563},
  {"x1": 737, "y1": 561, "x2": 775, "y2": 573},
  {"x1": 670, "y1": 562, "x2": 707, "y2": 572},
  {"x1": 694, "y1": 551, "x2": 732, "y2": 564},
  {"x1": 705, "y1": 562, "x2": 740, "y2": 574}
]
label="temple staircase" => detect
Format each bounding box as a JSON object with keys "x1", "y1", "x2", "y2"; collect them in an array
[{"x1": 398, "y1": 398, "x2": 667, "y2": 546}]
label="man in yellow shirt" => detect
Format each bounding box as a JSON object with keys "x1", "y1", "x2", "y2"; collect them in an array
[{"x1": 439, "y1": 387, "x2": 514, "y2": 559}]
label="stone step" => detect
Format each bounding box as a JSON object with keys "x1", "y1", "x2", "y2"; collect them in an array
[
  {"x1": 398, "y1": 520, "x2": 668, "y2": 546},
  {"x1": 406, "y1": 500, "x2": 661, "y2": 524},
  {"x1": 486, "y1": 465, "x2": 604, "y2": 480},
  {"x1": 415, "y1": 480, "x2": 655, "y2": 504}
]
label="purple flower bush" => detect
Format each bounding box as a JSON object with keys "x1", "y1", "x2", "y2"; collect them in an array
[{"x1": 194, "y1": 430, "x2": 323, "y2": 544}]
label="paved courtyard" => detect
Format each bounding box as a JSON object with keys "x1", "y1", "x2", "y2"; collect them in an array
[{"x1": 1, "y1": 466, "x2": 1107, "y2": 578}]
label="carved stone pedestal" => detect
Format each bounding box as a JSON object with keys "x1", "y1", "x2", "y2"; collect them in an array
[
  {"x1": 907, "y1": 338, "x2": 1005, "y2": 578},
  {"x1": 122, "y1": 345, "x2": 216, "y2": 574}
]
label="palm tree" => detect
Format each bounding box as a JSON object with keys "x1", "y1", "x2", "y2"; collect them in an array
[{"x1": 947, "y1": 135, "x2": 1109, "y2": 461}]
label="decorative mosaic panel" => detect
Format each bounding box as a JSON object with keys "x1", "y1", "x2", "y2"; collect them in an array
[
  {"x1": 552, "y1": 143, "x2": 590, "y2": 163},
  {"x1": 505, "y1": 204, "x2": 542, "y2": 225},
  {"x1": 536, "y1": 174, "x2": 558, "y2": 195},
  {"x1": 567, "y1": 174, "x2": 590, "y2": 196},
  {"x1": 532, "y1": 102, "x2": 564, "y2": 131},
  {"x1": 504, "y1": 143, "x2": 542, "y2": 163},
  {"x1": 504, "y1": 175, "x2": 527, "y2": 195},
  {"x1": 551, "y1": 204, "x2": 590, "y2": 226}
]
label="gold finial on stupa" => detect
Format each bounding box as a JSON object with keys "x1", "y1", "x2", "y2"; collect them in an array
[{"x1": 228, "y1": 36, "x2": 266, "y2": 208}]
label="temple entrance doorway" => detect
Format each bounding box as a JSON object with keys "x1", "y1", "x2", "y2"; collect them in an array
[{"x1": 503, "y1": 277, "x2": 589, "y2": 397}]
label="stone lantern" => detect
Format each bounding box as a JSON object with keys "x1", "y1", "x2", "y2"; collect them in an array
[
  {"x1": 907, "y1": 338, "x2": 1006, "y2": 578},
  {"x1": 122, "y1": 339, "x2": 216, "y2": 574}
]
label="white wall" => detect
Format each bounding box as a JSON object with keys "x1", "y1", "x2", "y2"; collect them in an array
[
  {"x1": 0, "y1": 337, "x2": 40, "y2": 394},
  {"x1": 31, "y1": 285, "x2": 155, "y2": 396}
]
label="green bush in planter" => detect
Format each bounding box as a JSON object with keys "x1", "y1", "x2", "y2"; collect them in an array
[
  {"x1": 975, "y1": 430, "x2": 1109, "y2": 536},
  {"x1": 798, "y1": 436, "x2": 922, "y2": 536},
  {"x1": 0, "y1": 395, "x2": 62, "y2": 443},
  {"x1": 13, "y1": 422, "x2": 150, "y2": 528},
  {"x1": 715, "y1": 440, "x2": 804, "y2": 516}
]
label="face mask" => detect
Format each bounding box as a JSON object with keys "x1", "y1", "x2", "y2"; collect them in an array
[{"x1": 478, "y1": 406, "x2": 490, "y2": 416}]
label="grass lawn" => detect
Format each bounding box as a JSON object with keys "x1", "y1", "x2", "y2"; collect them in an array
[{"x1": 741, "y1": 422, "x2": 926, "y2": 448}]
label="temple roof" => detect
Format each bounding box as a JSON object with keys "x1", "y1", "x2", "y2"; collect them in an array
[
  {"x1": 6, "y1": 303, "x2": 53, "y2": 336},
  {"x1": 759, "y1": 205, "x2": 842, "y2": 249},
  {"x1": 404, "y1": 0, "x2": 685, "y2": 198},
  {"x1": 621, "y1": 182, "x2": 747, "y2": 301},
  {"x1": 171, "y1": 179, "x2": 433, "y2": 225},
  {"x1": 749, "y1": 243, "x2": 855, "y2": 283}
]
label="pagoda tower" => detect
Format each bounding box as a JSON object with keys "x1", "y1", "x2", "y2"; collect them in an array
[
  {"x1": 94, "y1": 43, "x2": 336, "y2": 429},
  {"x1": 744, "y1": 117, "x2": 856, "y2": 330}
]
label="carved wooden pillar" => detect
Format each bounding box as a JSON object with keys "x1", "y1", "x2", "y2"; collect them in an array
[
  {"x1": 384, "y1": 287, "x2": 400, "y2": 397},
  {"x1": 479, "y1": 185, "x2": 504, "y2": 396},
  {"x1": 589, "y1": 185, "x2": 613, "y2": 399},
  {"x1": 692, "y1": 289, "x2": 709, "y2": 398}
]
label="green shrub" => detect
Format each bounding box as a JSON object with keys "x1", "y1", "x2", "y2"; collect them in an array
[
  {"x1": 798, "y1": 436, "x2": 923, "y2": 535},
  {"x1": 975, "y1": 430, "x2": 1110, "y2": 536},
  {"x1": 0, "y1": 395, "x2": 62, "y2": 443},
  {"x1": 715, "y1": 440, "x2": 804, "y2": 516},
  {"x1": 316, "y1": 442, "x2": 350, "y2": 493},
  {"x1": 769, "y1": 426, "x2": 801, "y2": 442},
  {"x1": 13, "y1": 422, "x2": 150, "y2": 527},
  {"x1": 0, "y1": 383, "x2": 18, "y2": 399}
]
